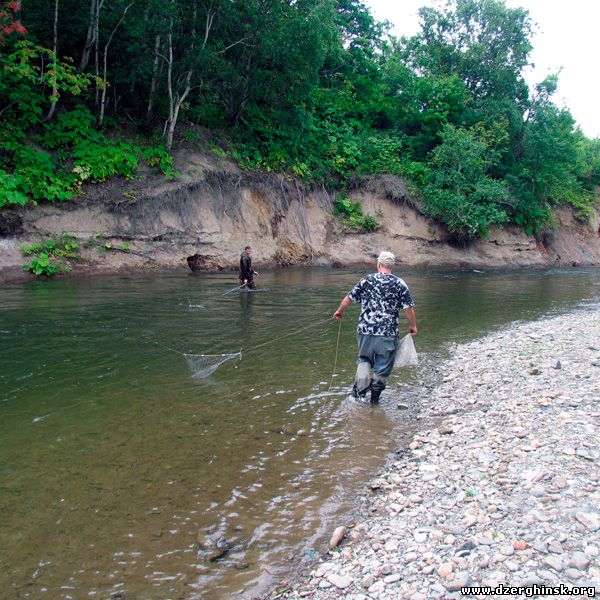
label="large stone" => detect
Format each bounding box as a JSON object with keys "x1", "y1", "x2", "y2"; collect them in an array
[
  {"x1": 543, "y1": 555, "x2": 564, "y2": 571},
  {"x1": 575, "y1": 512, "x2": 600, "y2": 531},
  {"x1": 438, "y1": 423, "x2": 454, "y2": 435},
  {"x1": 186, "y1": 253, "x2": 220, "y2": 272},
  {"x1": 568, "y1": 552, "x2": 591, "y2": 570},
  {"x1": 361, "y1": 574, "x2": 375, "y2": 589},
  {"x1": 326, "y1": 573, "x2": 353, "y2": 589},
  {"x1": 329, "y1": 526, "x2": 346, "y2": 549},
  {"x1": 444, "y1": 572, "x2": 472, "y2": 592}
]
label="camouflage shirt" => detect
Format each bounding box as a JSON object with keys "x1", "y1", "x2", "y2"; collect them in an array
[{"x1": 348, "y1": 273, "x2": 414, "y2": 336}]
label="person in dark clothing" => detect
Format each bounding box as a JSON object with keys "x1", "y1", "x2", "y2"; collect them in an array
[{"x1": 239, "y1": 246, "x2": 259, "y2": 290}]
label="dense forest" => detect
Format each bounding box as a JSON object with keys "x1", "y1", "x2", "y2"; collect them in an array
[{"x1": 1, "y1": 0, "x2": 599, "y2": 241}]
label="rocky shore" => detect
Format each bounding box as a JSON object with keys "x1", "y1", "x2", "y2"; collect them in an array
[{"x1": 272, "y1": 306, "x2": 600, "y2": 599}]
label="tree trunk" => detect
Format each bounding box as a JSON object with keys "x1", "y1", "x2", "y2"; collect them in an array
[
  {"x1": 98, "y1": 2, "x2": 133, "y2": 127},
  {"x1": 232, "y1": 56, "x2": 252, "y2": 124},
  {"x1": 161, "y1": 1, "x2": 245, "y2": 145},
  {"x1": 146, "y1": 34, "x2": 161, "y2": 119},
  {"x1": 163, "y1": 0, "x2": 200, "y2": 149},
  {"x1": 45, "y1": 0, "x2": 59, "y2": 121},
  {"x1": 94, "y1": 0, "x2": 105, "y2": 105},
  {"x1": 80, "y1": 0, "x2": 96, "y2": 71},
  {"x1": 166, "y1": 90, "x2": 188, "y2": 150}
]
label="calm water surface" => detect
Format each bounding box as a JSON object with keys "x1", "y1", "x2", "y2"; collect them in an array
[{"x1": 1, "y1": 267, "x2": 599, "y2": 599}]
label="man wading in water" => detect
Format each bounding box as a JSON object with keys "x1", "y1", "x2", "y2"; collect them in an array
[
  {"x1": 333, "y1": 251, "x2": 417, "y2": 403},
  {"x1": 239, "y1": 245, "x2": 259, "y2": 290}
]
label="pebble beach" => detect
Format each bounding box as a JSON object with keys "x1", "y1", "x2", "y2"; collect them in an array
[{"x1": 272, "y1": 306, "x2": 600, "y2": 599}]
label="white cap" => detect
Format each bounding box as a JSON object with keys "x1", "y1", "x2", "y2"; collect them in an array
[{"x1": 378, "y1": 251, "x2": 395, "y2": 268}]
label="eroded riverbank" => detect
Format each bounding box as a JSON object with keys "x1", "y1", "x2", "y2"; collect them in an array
[
  {"x1": 2, "y1": 167, "x2": 599, "y2": 286},
  {"x1": 274, "y1": 307, "x2": 600, "y2": 599}
]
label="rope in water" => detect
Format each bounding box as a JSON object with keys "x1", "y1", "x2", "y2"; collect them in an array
[
  {"x1": 328, "y1": 318, "x2": 342, "y2": 392},
  {"x1": 146, "y1": 316, "x2": 334, "y2": 357},
  {"x1": 148, "y1": 316, "x2": 342, "y2": 387},
  {"x1": 243, "y1": 316, "x2": 334, "y2": 355}
]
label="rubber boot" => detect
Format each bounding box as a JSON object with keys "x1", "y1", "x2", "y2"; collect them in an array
[
  {"x1": 352, "y1": 382, "x2": 370, "y2": 399},
  {"x1": 353, "y1": 362, "x2": 371, "y2": 399},
  {"x1": 370, "y1": 378, "x2": 386, "y2": 404}
]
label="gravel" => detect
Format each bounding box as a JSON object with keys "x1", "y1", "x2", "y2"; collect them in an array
[{"x1": 271, "y1": 308, "x2": 600, "y2": 599}]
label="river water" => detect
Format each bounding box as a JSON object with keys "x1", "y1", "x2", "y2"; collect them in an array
[{"x1": 1, "y1": 267, "x2": 599, "y2": 599}]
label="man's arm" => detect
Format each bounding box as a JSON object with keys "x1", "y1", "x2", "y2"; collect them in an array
[
  {"x1": 403, "y1": 306, "x2": 417, "y2": 335},
  {"x1": 333, "y1": 295, "x2": 352, "y2": 320}
]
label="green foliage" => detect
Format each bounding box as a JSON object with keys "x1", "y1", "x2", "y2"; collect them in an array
[
  {"x1": 0, "y1": 169, "x2": 28, "y2": 207},
  {"x1": 21, "y1": 234, "x2": 79, "y2": 277},
  {"x1": 11, "y1": 145, "x2": 74, "y2": 202},
  {"x1": 22, "y1": 253, "x2": 58, "y2": 277},
  {"x1": 423, "y1": 125, "x2": 509, "y2": 240},
  {"x1": 71, "y1": 140, "x2": 139, "y2": 183},
  {"x1": 362, "y1": 214, "x2": 380, "y2": 232},
  {"x1": 1, "y1": 0, "x2": 597, "y2": 242},
  {"x1": 0, "y1": 101, "x2": 175, "y2": 205},
  {"x1": 0, "y1": 40, "x2": 94, "y2": 128},
  {"x1": 40, "y1": 105, "x2": 98, "y2": 149},
  {"x1": 334, "y1": 197, "x2": 380, "y2": 232},
  {"x1": 142, "y1": 146, "x2": 176, "y2": 179}
]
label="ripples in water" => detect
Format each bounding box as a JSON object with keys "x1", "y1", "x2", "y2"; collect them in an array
[{"x1": 1, "y1": 267, "x2": 599, "y2": 598}]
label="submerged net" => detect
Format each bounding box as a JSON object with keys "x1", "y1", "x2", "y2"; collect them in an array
[{"x1": 184, "y1": 352, "x2": 242, "y2": 378}]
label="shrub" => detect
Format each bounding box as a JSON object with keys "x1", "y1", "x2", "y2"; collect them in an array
[
  {"x1": 0, "y1": 169, "x2": 28, "y2": 207},
  {"x1": 71, "y1": 140, "x2": 139, "y2": 182},
  {"x1": 11, "y1": 146, "x2": 74, "y2": 203},
  {"x1": 142, "y1": 146, "x2": 176, "y2": 179},
  {"x1": 41, "y1": 105, "x2": 99, "y2": 149},
  {"x1": 423, "y1": 125, "x2": 509, "y2": 240},
  {"x1": 23, "y1": 252, "x2": 58, "y2": 277},
  {"x1": 362, "y1": 214, "x2": 380, "y2": 231},
  {"x1": 334, "y1": 197, "x2": 380, "y2": 232},
  {"x1": 21, "y1": 234, "x2": 80, "y2": 277}
]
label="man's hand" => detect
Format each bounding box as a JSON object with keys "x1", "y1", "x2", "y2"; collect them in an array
[
  {"x1": 243, "y1": 279, "x2": 248, "y2": 285},
  {"x1": 253, "y1": 271, "x2": 259, "y2": 276},
  {"x1": 333, "y1": 295, "x2": 352, "y2": 320},
  {"x1": 403, "y1": 307, "x2": 417, "y2": 336}
]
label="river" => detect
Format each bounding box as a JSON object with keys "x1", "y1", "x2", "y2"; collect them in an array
[{"x1": 1, "y1": 267, "x2": 599, "y2": 599}]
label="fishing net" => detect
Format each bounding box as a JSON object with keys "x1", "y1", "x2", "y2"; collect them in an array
[{"x1": 184, "y1": 352, "x2": 242, "y2": 378}]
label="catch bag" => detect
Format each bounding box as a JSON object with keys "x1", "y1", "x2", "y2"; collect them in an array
[{"x1": 394, "y1": 334, "x2": 418, "y2": 368}]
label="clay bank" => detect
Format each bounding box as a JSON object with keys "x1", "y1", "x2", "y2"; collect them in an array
[{"x1": 1, "y1": 150, "x2": 599, "y2": 283}]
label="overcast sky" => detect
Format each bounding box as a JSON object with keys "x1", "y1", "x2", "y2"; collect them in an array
[{"x1": 366, "y1": 0, "x2": 600, "y2": 139}]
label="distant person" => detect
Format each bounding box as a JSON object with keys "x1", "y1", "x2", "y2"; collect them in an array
[
  {"x1": 239, "y1": 245, "x2": 259, "y2": 290},
  {"x1": 333, "y1": 251, "x2": 417, "y2": 403}
]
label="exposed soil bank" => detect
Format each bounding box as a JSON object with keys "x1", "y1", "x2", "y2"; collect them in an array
[
  {"x1": 270, "y1": 307, "x2": 600, "y2": 599},
  {"x1": 1, "y1": 150, "x2": 599, "y2": 284}
]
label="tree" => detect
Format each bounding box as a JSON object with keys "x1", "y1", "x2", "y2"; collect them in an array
[
  {"x1": 45, "y1": 0, "x2": 59, "y2": 121},
  {"x1": 393, "y1": 0, "x2": 533, "y2": 166},
  {"x1": 98, "y1": 1, "x2": 133, "y2": 127},
  {"x1": 0, "y1": 41, "x2": 93, "y2": 126},
  {"x1": 423, "y1": 124, "x2": 509, "y2": 241},
  {"x1": 0, "y1": 1, "x2": 26, "y2": 44},
  {"x1": 509, "y1": 102, "x2": 592, "y2": 232}
]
